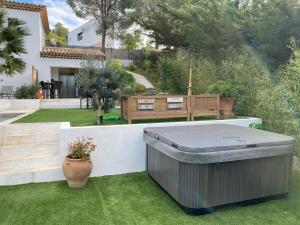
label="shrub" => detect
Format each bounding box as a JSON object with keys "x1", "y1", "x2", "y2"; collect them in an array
[
  {"x1": 158, "y1": 57, "x2": 173, "y2": 92},
  {"x1": 207, "y1": 81, "x2": 237, "y2": 99},
  {"x1": 127, "y1": 64, "x2": 136, "y2": 71},
  {"x1": 67, "y1": 137, "x2": 96, "y2": 159},
  {"x1": 168, "y1": 49, "x2": 218, "y2": 94},
  {"x1": 219, "y1": 48, "x2": 300, "y2": 155},
  {"x1": 143, "y1": 59, "x2": 152, "y2": 71},
  {"x1": 15, "y1": 85, "x2": 40, "y2": 99},
  {"x1": 132, "y1": 49, "x2": 161, "y2": 69},
  {"x1": 106, "y1": 59, "x2": 135, "y2": 85},
  {"x1": 134, "y1": 83, "x2": 147, "y2": 93}
]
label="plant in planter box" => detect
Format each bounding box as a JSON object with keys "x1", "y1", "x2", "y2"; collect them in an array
[
  {"x1": 207, "y1": 81, "x2": 237, "y2": 118},
  {"x1": 63, "y1": 137, "x2": 96, "y2": 188},
  {"x1": 15, "y1": 85, "x2": 40, "y2": 99}
]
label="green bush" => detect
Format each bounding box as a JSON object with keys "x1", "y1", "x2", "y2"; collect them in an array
[
  {"x1": 218, "y1": 48, "x2": 300, "y2": 155},
  {"x1": 167, "y1": 49, "x2": 218, "y2": 95},
  {"x1": 143, "y1": 59, "x2": 152, "y2": 71},
  {"x1": 132, "y1": 49, "x2": 161, "y2": 69},
  {"x1": 158, "y1": 57, "x2": 173, "y2": 92},
  {"x1": 15, "y1": 85, "x2": 39, "y2": 99},
  {"x1": 127, "y1": 64, "x2": 136, "y2": 71},
  {"x1": 122, "y1": 83, "x2": 147, "y2": 95},
  {"x1": 134, "y1": 83, "x2": 146, "y2": 94},
  {"x1": 207, "y1": 81, "x2": 237, "y2": 99},
  {"x1": 106, "y1": 59, "x2": 135, "y2": 86}
]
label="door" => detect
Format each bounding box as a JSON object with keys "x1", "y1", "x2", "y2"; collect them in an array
[{"x1": 59, "y1": 75, "x2": 76, "y2": 98}]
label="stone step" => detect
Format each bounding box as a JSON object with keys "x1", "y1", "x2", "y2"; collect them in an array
[
  {"x1": 0, "y1": 143, "x2": 58, "y2": 158},
  {"x1": 0, "y1": 123, "x2": 62, "y2": 135},
  {"x1": 0, "y1": 154, "x2": 61, "y2": 170},
  {"x1": 0, "y1": 133, "x2": 58, "y2": 146},
  {"x1": 0, "y1": 165, "x2": 64, "y2": 186}
]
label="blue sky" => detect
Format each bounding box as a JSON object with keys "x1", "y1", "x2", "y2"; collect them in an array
[{"x1": 16, "y1": 0, "x2": 88, "y2": 30}]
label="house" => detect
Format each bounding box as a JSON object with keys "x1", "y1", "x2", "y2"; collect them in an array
[
  {"x1": 68, "y1": 19, "x2": 122, "y2": 49},
  {"x1": 0, "y1": 1, "x2": 104, "y2": 98},
  {"x1": 68, "y1": 19, "x2": 153, "y2": 50}
]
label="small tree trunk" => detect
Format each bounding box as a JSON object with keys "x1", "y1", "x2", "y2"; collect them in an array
[
  {"x1": 95, "y1": 92, "x2": 103, "y2": 125},
  {"x1": 102, "y1": 31, "x2": 106, "y2": 54}
]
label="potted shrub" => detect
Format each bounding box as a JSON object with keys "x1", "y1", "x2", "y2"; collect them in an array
[
  {"x1": 63, "y1": 137, "x2": 96, "y2": 188},
  {"x1": 207, "y1": 81, "x2": 237, "y2": 118}
]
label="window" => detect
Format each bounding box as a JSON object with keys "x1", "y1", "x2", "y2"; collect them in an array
[{"x1": 77, "y1": 32, "x2": 83, "y2": 41}]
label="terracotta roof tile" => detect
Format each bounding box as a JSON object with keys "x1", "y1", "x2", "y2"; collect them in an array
[
  {"x1": 40, "y1": 47, "x2": 105, "y2": 60},
  {"x1": 0, "y1": 1, "x2": 50, "y2": 33}
]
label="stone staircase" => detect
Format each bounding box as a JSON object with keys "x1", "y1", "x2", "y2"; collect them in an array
[{"x1": 0, "y1": 123, "x2": 64, "y2": 186}]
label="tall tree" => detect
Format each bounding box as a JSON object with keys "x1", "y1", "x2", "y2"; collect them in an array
[
  {"x1": 233, "y1": 0, "x2": 300, "y2": 69},
  {"x1": 53, "y1": 22, "x2": 69, "y2": 42},
  {"x1": 67, "y1": 0, "x2": 136, "y2": 53},
  {"x1": 0, "y1": 10, "x2": 29, "y2": 75},
  {"x1": 119, "y1": 29, "x2": 142, "y2": 49},
  {"x1": 46, "y1": 22, "x2": 69, "y2": 46},
  {"x1": 135, "y1": 0, "x2": 242, "y2": 59}
]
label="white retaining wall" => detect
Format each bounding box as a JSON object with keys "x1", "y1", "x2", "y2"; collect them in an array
[
  {"x1": 0, "y1": 100, "x2": 10, "y2": 111},
  {"x1": 0, "y1": 99, "x2": 81, "y2": 111},
  {"x1": 59, "y1": 118, "x2": 262, "y2": 178}
]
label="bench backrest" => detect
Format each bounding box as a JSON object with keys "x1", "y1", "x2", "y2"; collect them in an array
[{"x1": 0, "y1": 86, "x2": 14, "y2": 94}]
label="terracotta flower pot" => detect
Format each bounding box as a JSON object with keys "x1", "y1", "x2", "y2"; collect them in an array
[
  {"x1": 220, "y1": 98, "x2": 234, "y2": 118},
  {"x1": 63, "y1": 157, "x2": 93, "y2": 188},
  {"x1": 35, "y1": 89, "x2": 43, "y2": 99}
]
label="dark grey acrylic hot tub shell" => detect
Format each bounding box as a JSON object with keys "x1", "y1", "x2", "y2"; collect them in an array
[{"x1": 143, "y1": 124, "x2": 294, "y2": 214}]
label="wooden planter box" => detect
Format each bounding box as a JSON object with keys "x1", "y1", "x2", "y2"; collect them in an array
[
  {"x1": 121, "y1": 95, "x2": 223, "y2": 124},
  {"x1": 220, "y1": 98, "x2": 234, "y2": 118}
]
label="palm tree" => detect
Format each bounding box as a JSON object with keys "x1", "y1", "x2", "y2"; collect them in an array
[{"x1": 0, "y1": 9, "x2": 29, "y2": 76}]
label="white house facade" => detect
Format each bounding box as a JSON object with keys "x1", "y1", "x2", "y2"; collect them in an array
[
  {"x1": 68, "y1": 19, "x2": 154, "y2": 50},
  {"x1": 68, "y1": 19, "x2": 121, "y2": 49},
  {"x1": 0, "y1": 1, "x2": 104, "y2": 98}
]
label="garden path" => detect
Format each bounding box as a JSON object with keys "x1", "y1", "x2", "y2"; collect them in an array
[{"x1": 127, "y1": 71, "x2": 155, "y2": 89}]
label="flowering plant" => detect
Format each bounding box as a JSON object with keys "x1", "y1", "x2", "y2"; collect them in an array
[{"x1": 67, "y1": 137, "x2": 96, "y2": 159}]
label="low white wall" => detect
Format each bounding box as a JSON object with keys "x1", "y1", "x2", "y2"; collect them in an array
[
  {"x1": 40, "y1": 99, "x2": 81, "y2": 109},
  {"x1": 9, "y1": 99, "x2": 40, "y2": 110},
  {"x1": 0, "y1": 99, "x2": 11, "y2": 111},
  {"x1": 0, "y1": 99, "x2": 81, "y2": 111},
  {"x1": 59, "y1": 118, "x2": 262, "y2": 177}
]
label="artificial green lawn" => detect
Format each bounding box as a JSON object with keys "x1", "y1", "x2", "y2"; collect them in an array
[
  {"x1": 14, "y1": 109, "x2": 216, "y2": 127},
  {"x1": 0, "y1": 172, "x2": 299, "y2": 225},
  {"x1": 14, "y1": 109, "x2": 126, "y2": 127}
]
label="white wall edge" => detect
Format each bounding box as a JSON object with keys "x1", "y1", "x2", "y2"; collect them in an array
[{"x1": 59, "y1": 118, "x2": 262, "y2": 178}]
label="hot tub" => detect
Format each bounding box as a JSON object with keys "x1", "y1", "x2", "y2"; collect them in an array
[{"x1": 143, "y1": 124, "x2": 294, "y2": 214}]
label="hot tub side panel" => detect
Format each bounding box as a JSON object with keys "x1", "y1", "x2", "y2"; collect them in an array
[
  {"x1": 147, "y1": 144, "x2": 293, "y2": 210},
  {"x1": 205, "y1": 154, "x2": 292, "y2": 207},
  {"x1": 147, "y1": 145, "x2": 180, "y2": 201}
]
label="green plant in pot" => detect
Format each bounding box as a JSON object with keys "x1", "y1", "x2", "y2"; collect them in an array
[
  {"x1": 63, "y1": 137, "x2": 96, "y2": 188},
  {"x1": 207, "y1": 80, "x2": 237, "y2": 119}
]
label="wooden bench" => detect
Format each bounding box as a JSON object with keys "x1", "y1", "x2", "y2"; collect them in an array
[
  {"x1": 0, "y1": 86, "x2": 15, "y2": 98},
  {"x1": 121, "y1": 95, "x2": 221, "y2": 124}
]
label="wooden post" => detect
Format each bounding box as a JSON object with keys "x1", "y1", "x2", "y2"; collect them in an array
[
  {"x1": 127, "y1": 96, "x2": 132, "y2": 124},
  {"x1": 216, "y1": 95, "x2": 221, "y2": 120},
  {"x1": 32, "y1": 66, "x2": 38, "y2": 86},
  {"x1": 187, "y1": 66, "x2": 193, "y2": 121}
]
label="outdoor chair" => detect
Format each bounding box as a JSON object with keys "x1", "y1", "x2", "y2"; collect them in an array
[{"x1": 0, "y1": 86, "x2": 15, "y2": 98}]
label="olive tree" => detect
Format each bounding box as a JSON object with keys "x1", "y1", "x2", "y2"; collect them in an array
[{"x1": 76, "y1": 56, "x2": 123, "y2": 124}]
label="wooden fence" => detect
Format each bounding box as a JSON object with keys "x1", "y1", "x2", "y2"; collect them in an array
[{"x1": 121, "y1": 95, "x2": 221, "y2": 124}]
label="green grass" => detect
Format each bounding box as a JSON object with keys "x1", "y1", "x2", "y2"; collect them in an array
[
  {"x1": 0, "y1": 172, "x2": 299, "y2": 225},
  {"x1": 14, "y1": 109, "x2": 127, "y2": 127},
  {"x1": 14, "y1": 109, "x2": 217, "y2": 127}
]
